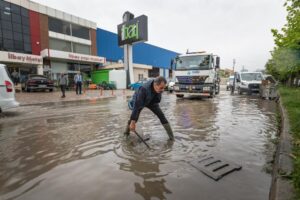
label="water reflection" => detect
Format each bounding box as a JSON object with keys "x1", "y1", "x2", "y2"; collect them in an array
[{"x1": 0, "y1": 92, "x2": 278, "y2": 200}]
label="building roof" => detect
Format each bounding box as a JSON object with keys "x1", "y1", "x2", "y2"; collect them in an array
[{"x1": 5, "y1": 0, "x2": 97, "y2": 29}]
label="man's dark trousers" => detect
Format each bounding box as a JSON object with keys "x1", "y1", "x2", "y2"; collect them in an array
[
  {"x1": 128, "y1": 104, "x2": 168, "y2": 125},
  {"x1": 76, "y1": 82, "x2": 82, "y2": 94},
  {"x1": 60, "y1": 85, "x2": 66, "y2": 97}
]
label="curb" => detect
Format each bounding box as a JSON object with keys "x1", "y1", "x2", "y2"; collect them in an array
[{"x1": 269, "y1": 97, "x2": 295, "y2": 200}]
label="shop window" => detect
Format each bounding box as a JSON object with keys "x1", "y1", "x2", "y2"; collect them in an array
[
  {"x1": 73, "y1": 42, "x2": 90, "y2": 55},
  {"x1": 3, "y1": 39, "x2": 13, "y2": 50},
  {"x1": 13, "y1": 32, "x2": 22, "y2": 41},
  {"x1": 49, "y1": 38, "x2": 71, "y2": 52},
  {"x1": 1, "y1": 10, "x2": 11, "y2": 21},
  {"x1": 10, "y1": 4, "x2": 20, "y2": 14},
  {"x1": 1, "y1": 20, "x2": 12, "y2": 30},
  {"x1": 23, "y1": 34, "x2": 30, "y2": 43},
  {"x1": 21, "y1": 7, "x2": 28, "y2": 17},
  {"x1": 72, "y1": 24, "x2": 90, "y2": 40},
  {"x1": 0, "y1": 1, "x2": 10, "y2": 11},
  {"x1": 24, "y1": 42, "x2": 31, "y2": 53},
  {"x1": 12, "y1": 13, "x2": 21, "y2": 24},
  {"x1": 21, "y1": 16, "x2": 29, "y2": 26},
  {"x1": 2, "y1": 30, "x2": 13, "y2": 40},
  {"x1": 12, "y1": 23, "x2": 22, "y2": 33},
  {"x1": 14, "y1": 40, "x2": 23, "y2": 51},
  {"x1": 138, "y1": 74, "x2": 144, "y2": 81},
  {"x1": 48, "y1": 17, "x2": 71, "y2": 35},
  {"x1": 22, "y1": 26, "x2": 30, "y2": 34}
]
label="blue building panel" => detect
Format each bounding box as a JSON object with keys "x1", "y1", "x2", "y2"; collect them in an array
[{"x1": 96, "y1": 28, "x2": 178, "y2": 69}]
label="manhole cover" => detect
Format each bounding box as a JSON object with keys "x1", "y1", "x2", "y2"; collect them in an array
[{"x1": 190, "y1": 155, "x2": 242, "y2": 181}]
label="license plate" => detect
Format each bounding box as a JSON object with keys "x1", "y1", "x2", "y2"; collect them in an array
[{"x1": 38, "y1": 85, "x2": 46, "y2": 88}]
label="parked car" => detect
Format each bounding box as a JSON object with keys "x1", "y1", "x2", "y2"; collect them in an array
[
  {"x1": 236, "y1": 72, "x2": 263, "y2": 95},
  {"x1": 226, "y1": 75, "x2": 235, "y2": 91},
  {"x1": 167, "y1": 79, "x2": 175, "y2": 92},
  {"x1": 22, "y1": 74, "x2": 54, "y2": 92},
  {"x1": 98, "y1": 81, "x2": 116, "y2": 90},
  {"x1": 128, "y1": 79, "x2": 148, "y2": 90},
  {"x1": 0, "y1": 64, "x2": 19, "y2": 112}
]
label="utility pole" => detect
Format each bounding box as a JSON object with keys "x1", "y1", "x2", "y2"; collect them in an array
[
  {"x1": 231, "y1": 59, "x2": 236, "y2": 94},
  {"x1": 122, "y1": 12, "x2": 134, "y2": 86}
]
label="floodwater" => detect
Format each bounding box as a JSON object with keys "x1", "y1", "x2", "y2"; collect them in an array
[{"x1": 0, "y1": 89, "x2": 278, "y2": 200}]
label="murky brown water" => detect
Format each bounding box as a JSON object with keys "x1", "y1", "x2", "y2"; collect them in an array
[{"x1": 0, "y1": 89, "x2": 278, "y2": 200}]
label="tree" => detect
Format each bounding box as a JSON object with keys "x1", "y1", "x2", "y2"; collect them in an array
[{"x1": 267, "y1": 0, "x2": 300, "y2": 85}]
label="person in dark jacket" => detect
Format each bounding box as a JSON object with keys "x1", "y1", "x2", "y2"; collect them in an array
[
  {"x1": 125, "y1": 76, "x2": 174, "y2": 141},
  {"x1": 58, "y1": 73, "x2": 68, "y2": 98}
]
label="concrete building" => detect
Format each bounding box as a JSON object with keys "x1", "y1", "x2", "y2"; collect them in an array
[
  {"x1": 0, "y1": 0, "x2": 105, "y2": 85},
  {"x1": 0, "y1": 0, "x2": 178, "y2": 86}
]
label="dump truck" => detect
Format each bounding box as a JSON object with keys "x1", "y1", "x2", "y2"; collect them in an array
[{"x1": 172, "y1": 51, "x2": 220, "y2": 98}]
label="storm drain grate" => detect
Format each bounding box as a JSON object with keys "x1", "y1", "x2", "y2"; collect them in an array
[{"x1": 190, "y1": 155, "x2": 242, "y2": 181}]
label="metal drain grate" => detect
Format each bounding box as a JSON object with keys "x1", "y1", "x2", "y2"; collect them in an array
[{"x1": 190, "y1": 156, "x2": 242, "y2": 181}]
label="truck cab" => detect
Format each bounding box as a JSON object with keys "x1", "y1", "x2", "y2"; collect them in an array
[{"x1": 172, "y1": 51, "x2": 220, "y2": 98}]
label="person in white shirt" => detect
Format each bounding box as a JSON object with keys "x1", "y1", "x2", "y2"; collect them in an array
[{"x1": 74, "y1": 72, "x2": 83, "y2": 95}]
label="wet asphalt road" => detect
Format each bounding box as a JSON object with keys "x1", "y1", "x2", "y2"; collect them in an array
[{"x1": 0, "y1": 89, "x2": 278, "y2": 200}]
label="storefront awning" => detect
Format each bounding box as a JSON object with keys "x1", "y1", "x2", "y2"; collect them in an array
[{"x1": 40, "y1": 49, "x2": 106, "y2": 64}]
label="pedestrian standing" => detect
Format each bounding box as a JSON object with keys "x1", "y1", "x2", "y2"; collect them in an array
[
  {"x1": 124, "y1": 76, "x2": 174, "y2": 141},
  {"x1": 74, "y1": 72, "x2": 83, "y2": 95},
  {"x1": 58, "y1": 73, "x2": 68, "y2": 98},
  {"x1": 11, "y1": 69, "x2": 19, "y2": 85}
]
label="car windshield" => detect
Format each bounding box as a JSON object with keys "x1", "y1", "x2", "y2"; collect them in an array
[
  {"x1": 175, "y1": 55, "x2": 211, "y2": 70},
  {"x1": 241, "y1": 73, "x2": 262, "y2": 81}
]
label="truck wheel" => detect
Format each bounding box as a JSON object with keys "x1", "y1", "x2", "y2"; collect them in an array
[
  {"x1": 210, "y1": 88, "x2": 216, "y2": 98},
  {"x1": 216, "y1": 85, "x2": 220, "y2": 94},
  {"x1": 176, "y1": 94, "x2": 184, "y2": 98},
  {"x1": 26, "y1": 86, "x2": 30, "y2": 92}
]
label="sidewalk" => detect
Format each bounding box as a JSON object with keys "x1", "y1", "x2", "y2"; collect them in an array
[{"x1": 15, "y1": 89, "x2": 134, "y2": 106}]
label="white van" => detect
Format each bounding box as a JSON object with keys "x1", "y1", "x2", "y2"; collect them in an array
[
  {"x1": 0, "y1": 64, "x2": 19, "y2": 112},
  {"x1": 236, "y1": 72, "x2": 263, "y2": 95}
]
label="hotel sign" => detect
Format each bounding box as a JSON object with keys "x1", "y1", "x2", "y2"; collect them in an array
[
  {"x1": 117, "y1": 15, "x2": 148, "y2": 46},
  {"x1": 0, "y1": 51, "x2": 43, "y2": 65}
]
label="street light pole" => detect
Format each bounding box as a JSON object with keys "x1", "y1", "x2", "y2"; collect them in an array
[{"x1": 231, "y1": 59, "x2": 236, "y2": 94}]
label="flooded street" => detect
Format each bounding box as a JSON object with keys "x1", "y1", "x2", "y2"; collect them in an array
[{"x1": 0, "y1": 89, "x2": 278, "y2": 200}]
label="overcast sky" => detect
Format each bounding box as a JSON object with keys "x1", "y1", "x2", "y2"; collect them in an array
[{"x1": 33, "y1": 0, "x2": 287, "y2": 71}]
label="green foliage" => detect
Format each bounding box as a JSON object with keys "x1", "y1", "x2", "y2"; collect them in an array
[
  {"x1": 279, "y1": 86, "x2": 300, "y2": 196},
  {"x1": 267, "y1": 0, "x2": 300, "y2": 82}
]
